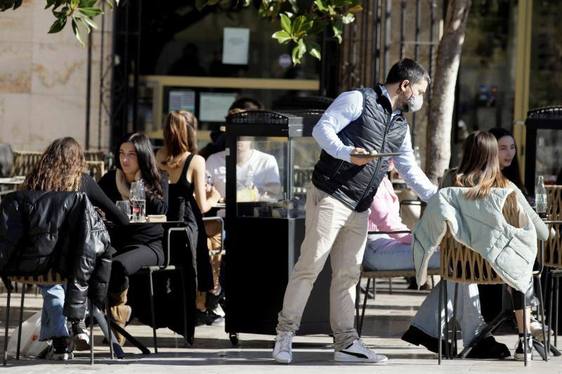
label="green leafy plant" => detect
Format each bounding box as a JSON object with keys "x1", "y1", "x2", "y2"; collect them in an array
[
  {"x1": 199, "y1": 0, "x2": 362, "y2": 64},
  {"x1": 0, "y1": 0, "x2": 118, "y2": 45}
]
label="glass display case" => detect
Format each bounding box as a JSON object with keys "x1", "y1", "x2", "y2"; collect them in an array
[
  {"x1": 224, "y1": 110, "x2": 329, "y2": 337},
  {"x1": 524, "y1": 107, "x2": 562, "y2": 194}
]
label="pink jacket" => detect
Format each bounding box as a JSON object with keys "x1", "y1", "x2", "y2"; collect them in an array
[{"x1": 368, "y1": 176, "x2": 412, "y2": 244}]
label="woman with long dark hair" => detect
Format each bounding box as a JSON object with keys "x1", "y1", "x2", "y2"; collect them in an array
[
  {"x1": 25, "y1": 137, "x2": 128, "y2": 360},
  {"x1": 98, "y1": 133, "x2": 168, "y2": 344},
  {"x1": 156, "y1": 110, "x2": 220, "y2": 325},
  {"x1": 489, "y1": 127, "x2": 526, "y2": 193}
]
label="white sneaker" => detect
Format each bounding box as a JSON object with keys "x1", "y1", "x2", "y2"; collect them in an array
[
  {"x1": 334, "y1": 339, "x2": 388, "y2": 363},
  {"x1": 272, "y1": 331, "x2": 293, "y2": 364}
]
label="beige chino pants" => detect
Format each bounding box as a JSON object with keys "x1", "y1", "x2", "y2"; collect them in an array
[{"x1": 276, "y1": 185, "x2": 369, "y2": 351}]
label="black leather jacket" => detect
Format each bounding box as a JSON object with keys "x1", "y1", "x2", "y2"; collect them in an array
[
  {"x1": 0, "y1": 191, "x2": 112, "y2": 320},
  {"x1": 312, "y1": 86, "x2": 409, "y2": 212}
]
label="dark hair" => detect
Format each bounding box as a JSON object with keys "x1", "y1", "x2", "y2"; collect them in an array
[
  {"x1": 117, "y1": 133, "x2": 163, "y2": 199},
  {"x1": 488, "y1": 127, "x2": 526, "y2": 193},
  {"x1": 228, "y1": 97, "x2": 263, "y2": 113},
  {"x1": 385, "y1": 58, "x2": 431, "y2": 86}
]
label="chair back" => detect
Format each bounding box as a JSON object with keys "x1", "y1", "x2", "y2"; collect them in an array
[
  {"x1": 11, "y1": 151, "x2": 41, "y2": 177},
  {"x1": 439, "y1": 193, "x2": 520, "y2": 285},
  {"x1": 543, "y1": 185, "x2": 562, "y2": 267}
]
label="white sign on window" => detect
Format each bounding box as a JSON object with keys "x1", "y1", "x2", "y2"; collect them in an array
[{"x1": 222, "y1": 27, "x2": 250, "y2": 65}]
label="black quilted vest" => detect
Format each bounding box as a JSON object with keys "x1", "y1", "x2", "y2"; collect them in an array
[{"x1": 311, "y1": 85, "x2": 409, "y2": 212}]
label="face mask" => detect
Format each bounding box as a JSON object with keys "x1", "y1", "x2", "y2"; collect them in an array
[{"x1": 402, "y1": 86, "x2": 423, "y2": 112}]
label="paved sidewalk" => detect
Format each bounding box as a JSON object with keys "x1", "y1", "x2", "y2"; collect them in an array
[{"x1": 1, "y1": 280, "x2": 561, "y2": 374}]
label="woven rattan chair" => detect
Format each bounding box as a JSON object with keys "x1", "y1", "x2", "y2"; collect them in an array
[
  {"x1": 437, "y1": 200, "x2": 547, "y2": 366},
  {"x1": 542, "y1": 186, "x2": 562, "y2": 349}
]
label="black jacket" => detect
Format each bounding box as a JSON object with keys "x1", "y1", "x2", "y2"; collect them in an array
[
  {"x1": 311, "y1": 86, "x2": 409, "y2": 212},
  {"x1": 0, "y1": 191, "x2": 112, "y2": 320}
]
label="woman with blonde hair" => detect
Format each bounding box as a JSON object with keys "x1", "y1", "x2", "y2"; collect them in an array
[
  {"x1": 24, "y1": 137, "x2": 128, "y2": 360},
  {"x1": 156, "y1": 110, "x2": 221, "y2": 325}
]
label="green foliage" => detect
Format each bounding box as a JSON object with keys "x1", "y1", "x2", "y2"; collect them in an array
[
  {"x1": 0, "y1": 0, "x2": 118, "y2": 45},
  {"x1": 201, "y1": 0, "x2": 363, "y2": 64},
  {"x1": 1, "y1": 0, "x2": 361, "y2": 61}
]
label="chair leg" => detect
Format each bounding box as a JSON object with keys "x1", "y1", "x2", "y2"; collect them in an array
[
  {"x1": 354, "y1": 281, "x2": 359, "y2": 329},
  {"x1": 443, "y1": 280, "x2": 450, "y2": 359},
  {"x1": 16, "y1": 284, "x2": 25, "y2": 360},
  {"x1": 388, "y1": 278, "x2": 392, "y2": 294},
  {"x1": 437, "y1": 280, "x2": 443, "y2": 365},
  {"x1": 523, "y1": 294, "x2": 528, "y2": 366},
  {"x1": 536, "y1": 274, "x2": 548, "y2": 361},
  {"x1": 89, "y1": 301, "x2": 94, "y2": 366},
  {"x1": 178, "y1": 268, "x2": 189, "y2": 345},
  {"x1": 553, "y1": 276, "x2": 560, "y2": 347},
  {"x1": 359, "y1": 277, "x2": 371, "y2": 337},
  {"x1": 549, "y1": 272, "x2": 554, "y2": 352},
  {"x1": 105, "y1": 301, "x2": 115, "y2": 359},
  {"x1": 3, "y1": 288, "x2": 11, "y2": 366},
  {"x1": 452, "y1": 282, "x2": 459, "y2": 357},
  {"x1": 148, "y1": 270, "x2": 158, "y2": 353}
]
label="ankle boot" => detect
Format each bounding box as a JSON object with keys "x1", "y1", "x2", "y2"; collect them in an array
[{"x1": 109, "y1": 289, "x2": 131, "y2": 346}]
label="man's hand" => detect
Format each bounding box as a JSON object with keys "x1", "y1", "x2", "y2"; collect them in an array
[{"x1": 350, "y1": 147, "x2": 377, "y2": 166}]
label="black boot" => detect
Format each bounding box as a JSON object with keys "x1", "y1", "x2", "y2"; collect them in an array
[
  {"x1": 466, "y1": 336, "x2": 511, "y2": 359},
  {"x1": 402, "y1": 325, "x2": 452, "y2": 354}
]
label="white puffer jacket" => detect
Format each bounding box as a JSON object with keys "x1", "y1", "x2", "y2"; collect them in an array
[{"x1": 413, "y1": 186, "x2": 549, "y2": 292}]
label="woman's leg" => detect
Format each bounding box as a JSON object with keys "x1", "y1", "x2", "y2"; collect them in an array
[
  {"x1": 39, "y1": 285, "x2": 68, "y2": 341},
  {"x1": 362, "y1": 237, "x2": 440, "y2": 271},
  {"x1": 109, "y1": 243, "x2": 163, "y2": 344}
]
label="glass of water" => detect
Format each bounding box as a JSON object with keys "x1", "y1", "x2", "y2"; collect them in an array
[{"x1": 116, "y1": 200, "x2": 132, "y2": 220}]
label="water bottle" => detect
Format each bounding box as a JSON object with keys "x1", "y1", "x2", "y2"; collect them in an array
[
  {"x1": 535, "y1": 175, "x2": 548, "y2": 218},
  {"x1": 130, "y1": 180, "x2": 146, "y2": 222}
]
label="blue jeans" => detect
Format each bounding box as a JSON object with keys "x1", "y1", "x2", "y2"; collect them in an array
[
  {"x1": 39, "y1": 285, "x2": 68, "y2": 341},
  {"x1": 362, "y1": 234, "x2": 440, "y2": 271}
]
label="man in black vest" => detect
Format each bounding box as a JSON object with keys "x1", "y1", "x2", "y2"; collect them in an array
[{"x1": 273, "y1": 59, "x2": 438, "y2": 364}]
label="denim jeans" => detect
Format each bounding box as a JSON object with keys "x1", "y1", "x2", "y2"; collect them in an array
[
  {"x1": 410, "y1": 281, "x2": 486, "y2": 346},
  {"x1": 362, "y1": 234, "x2": 440, "y2": 271},
  {"x1": 39, "y1": 285, "x2": 68, "y2": 341}
]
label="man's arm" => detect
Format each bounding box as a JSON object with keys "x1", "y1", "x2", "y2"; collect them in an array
[
  {"x1": 393, "y1": 129, "x2": 438, "y2": 202},
  {"x1": 311, "y1": 90, "x2": 363, "y2": 162}
]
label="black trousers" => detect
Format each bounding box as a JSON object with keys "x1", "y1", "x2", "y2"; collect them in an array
[{"x1": 109, "y1": 242, "x2": 164, "y2": 294}]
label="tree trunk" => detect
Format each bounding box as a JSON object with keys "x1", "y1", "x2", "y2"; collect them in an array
[{"x1": 426, "y1": 0, "x2": 471, "y2": 183}]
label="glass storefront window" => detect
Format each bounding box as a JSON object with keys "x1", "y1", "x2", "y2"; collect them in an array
[
  {"x1": 452, "y1": 0, "x2": 518, "y2": 164},
  {"x1": 529, "y1": 1, "x2": 562, "y2": 109}
]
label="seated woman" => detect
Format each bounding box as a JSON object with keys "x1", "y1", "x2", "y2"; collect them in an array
[
  {"x1": 156, "y1": 110, "x2": 221, "y2": 325},
  {"x1": 98, "y1": 133, "x2": 168, "y2": 344},
  {"x1": 22, "y1": 137, "x2": 128, "y2": 360},
  {"x1": 363, "y1": 164, "x2": 439, "y2": 272},
  {"x1": 401, "y1": 131, "x2": 547, "y2": 359}
]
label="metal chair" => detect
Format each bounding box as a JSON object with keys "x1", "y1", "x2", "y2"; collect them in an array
[
  {"x1": 541, "y1": 186, "x2": 562, "y2": 350},
  {"x1": 355, "y1": 229, "x2": 439, "y2": 336},
  {"x1": 2, "y1": 272, "x2": 117, "y2": 365},
  {"x1": 141, "y1": 216, "x2": 224, "y2": 353}
]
